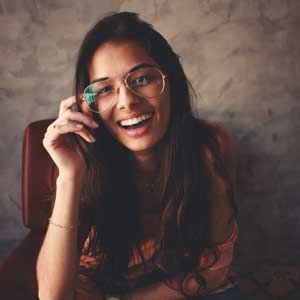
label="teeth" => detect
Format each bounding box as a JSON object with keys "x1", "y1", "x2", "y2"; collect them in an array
[{"x1": 120, "y1": 113, "x2": 152, "y2": 127}]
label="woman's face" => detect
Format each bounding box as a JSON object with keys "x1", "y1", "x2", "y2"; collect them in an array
[{"x1": 87, "y1": 40, "x2": 171, "y2": 157}]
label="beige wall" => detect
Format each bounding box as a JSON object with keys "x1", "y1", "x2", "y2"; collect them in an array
[{"x1": 0, "y1": 0, "x2": 299, "y2": 267}]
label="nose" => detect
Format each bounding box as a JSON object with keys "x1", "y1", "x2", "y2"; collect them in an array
[{"x1": 115, "y1": 81, "x2": 141, "y2": 110}]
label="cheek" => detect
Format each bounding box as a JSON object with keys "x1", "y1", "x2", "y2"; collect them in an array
[
  {"x1": 80, "y1": 102, "x2": 111, "y2": 130},
  {"x1": 98, "y1": 111, "x2": 118, "y2": 135},
  {"x1": 80, "y1": 101, "x2": 94, "y2": 118}
]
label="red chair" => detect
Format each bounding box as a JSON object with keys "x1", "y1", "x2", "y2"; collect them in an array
[{"x1": 0, "y1": 119, "x2": 56, "y2": 300}]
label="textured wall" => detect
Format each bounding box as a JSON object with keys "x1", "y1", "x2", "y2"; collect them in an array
[{"x1": 0, "y1": 0, "x2": 299, "y2": 268}]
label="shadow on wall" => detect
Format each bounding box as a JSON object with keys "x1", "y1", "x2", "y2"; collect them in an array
[{"x1": 233, "y1": 107, "x2": 300, "y2": 268}]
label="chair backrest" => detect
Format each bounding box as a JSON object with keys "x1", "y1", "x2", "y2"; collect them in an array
[
  {"x1": 22, "y1": 119, "x2": 57, "y2": 230},
  {"x1": 21, "y1": 119, "x2": 235, "y2": 231}
]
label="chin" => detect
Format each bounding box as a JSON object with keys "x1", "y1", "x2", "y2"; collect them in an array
[
  {"x1": 108, "y1": 124, "x2": 167, "y2": 154},
  {"x1": 121, "y1": 138, "x2": 157, "y2": 153}
]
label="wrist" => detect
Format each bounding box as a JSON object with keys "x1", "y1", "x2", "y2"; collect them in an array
[
  {"x1": 55, "y1": 175, "x2": 85, "y2": 206},
  {"x1": 57, "y1": 172, "x2": 86, "y2": 187}
]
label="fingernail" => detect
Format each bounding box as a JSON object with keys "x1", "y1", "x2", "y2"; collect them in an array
[
  {"x1": 92, "y1": 121, "x2": 99, "y2": 127},
  {"x1": 76, "y1": 124, "x2": 83, "y2": 129},
  {"x1": 89, "y1": 135, "x2": 96, "y2": 142}
]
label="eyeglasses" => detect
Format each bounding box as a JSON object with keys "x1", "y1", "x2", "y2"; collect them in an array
[{"x1": 82, "y1": 66, "x2": 167, "y2": 113}]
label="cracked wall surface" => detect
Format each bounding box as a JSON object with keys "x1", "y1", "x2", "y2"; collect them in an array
[{"x1": 0, "y1": 0, "x2": 300, "y2": 267}]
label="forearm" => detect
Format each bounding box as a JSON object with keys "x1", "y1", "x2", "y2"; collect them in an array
[
  {"x1": 36, "y1": 176, "x2": 83, "y2": 300},
  {"x1": 121, "y1": 267, "x2": 230, "y2": 300}
]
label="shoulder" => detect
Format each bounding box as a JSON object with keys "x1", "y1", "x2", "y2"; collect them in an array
[
  {"x1": 199, "y1": 122, "x2": 238, "y2": 244},
  {"x1": 201, "y1": 122, "x2": 237, "y2": 187},
  {"x1": 213, "y1": 123, "x2": 237, "y2": 169},
  {"x1": 204, "y1": 123, "x2": 236, "y2": 161}
]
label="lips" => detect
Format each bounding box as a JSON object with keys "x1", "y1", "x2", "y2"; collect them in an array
[
  {"x1": 118, "y1": 113, "x2": 154, "y2": 137},
  {"x1": 117, "y1": 112, "x2": 154, "y2": 128}
]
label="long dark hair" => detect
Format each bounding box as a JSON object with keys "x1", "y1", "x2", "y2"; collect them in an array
[{"x1": 74, "y1": 12, "x2": 237, "y2": 297}]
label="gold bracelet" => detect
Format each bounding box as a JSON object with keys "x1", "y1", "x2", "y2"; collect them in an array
[{"x1": 48, "y1": 218, "x2": 78, "y2": 230}]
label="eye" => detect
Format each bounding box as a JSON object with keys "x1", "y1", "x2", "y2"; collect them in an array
[
  {"x1": 95, "y1": 85, "x2": 113, "y2": 96},
  {"x1": 132, "y1": 75, "x2": 151, "y2": 86}
]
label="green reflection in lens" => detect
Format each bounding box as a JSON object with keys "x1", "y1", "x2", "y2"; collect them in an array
[{"x1": 85, "y1": 86, "x2": 95, "y2": 106}]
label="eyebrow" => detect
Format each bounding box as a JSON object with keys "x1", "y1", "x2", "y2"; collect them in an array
[{"x1": 90, "y1": 63, "x2": 157, "y2": 84}]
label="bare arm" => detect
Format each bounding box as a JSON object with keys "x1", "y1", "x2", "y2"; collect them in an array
[
  {"x1": 36, "y1": 176, "x2": 83, "y2": 300},
  {"x1": 36, "y1": 96, "x2": 99, "y2": 300}
]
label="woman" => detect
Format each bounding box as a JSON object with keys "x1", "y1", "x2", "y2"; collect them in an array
[{"x1": 37, "y1": 12, "x2": 240, "y2": 300}]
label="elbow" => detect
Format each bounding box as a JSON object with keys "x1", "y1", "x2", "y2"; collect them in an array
[
  {"x1": 211, "y1": 267, "x2": 231, "y2": 290},
  {"x1": 200, "y1": 267, "x2": 231, "y2": 293},
  {"x1": 36, "y1": 257, "x2": 77, "y2": 300},
  {"x1": 38, "y1": 288, "x2": 74, "y2": 300},
  {"x1": 37, "y1": 272, "x2": 75, "y2": 300}
]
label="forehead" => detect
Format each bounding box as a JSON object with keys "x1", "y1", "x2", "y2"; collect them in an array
[{"x1": 89, "y1": 40, "x2": 158, "y2": 81}]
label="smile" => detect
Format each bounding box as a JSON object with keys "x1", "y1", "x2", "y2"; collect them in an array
[
  {"x1": 117, "y1": 112, "x2": 154, "y2": 138},
  {"x1": 118, "y1": 112, "x2": 153, "y2": 128}
]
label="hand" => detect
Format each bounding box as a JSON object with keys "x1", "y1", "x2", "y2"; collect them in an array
[{"x1": 43, "y1": 96, "x2": 99, "y2": 180}]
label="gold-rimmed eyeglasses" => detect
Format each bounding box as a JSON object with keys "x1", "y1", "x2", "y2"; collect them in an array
[{"x1": 82, "y1": 66, "x2": 167, "y2": 113}]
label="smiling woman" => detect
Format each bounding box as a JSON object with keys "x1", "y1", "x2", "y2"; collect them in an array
[{"x1": 36, "y1": 12, "x2": 240, "y2": 300}]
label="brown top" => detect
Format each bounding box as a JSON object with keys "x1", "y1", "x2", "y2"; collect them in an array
[
  {"x1": 79, "y1": 219, "x2": 238, "y2": 284},
  {"x1": 78, "y1": 122, "x2": 238, "y2": 293}
]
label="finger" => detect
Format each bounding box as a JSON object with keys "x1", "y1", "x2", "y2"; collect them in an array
[
  {"x1": 45, "y1": 121, "x2": 96, "y2": 144},
  {"x1": 58, "y1": 96, "x2": 77, "y2": 117},
  {"x1": 70, "y1": 94, "x2": 84, "y2": 112},
  {"x1": 60, "y1": 110, "x2": 99, "y2": 129},
  {"x1": 74, "y1": 128, "x2": 96, "y2": 143},
  {"x1": 44, "y1": 121, "x2": 82, "y2": 139}
]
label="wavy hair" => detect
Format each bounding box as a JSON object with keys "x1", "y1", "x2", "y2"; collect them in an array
[{"x1": 74, "y1": 12, "x2": 237, "y2": 297}]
